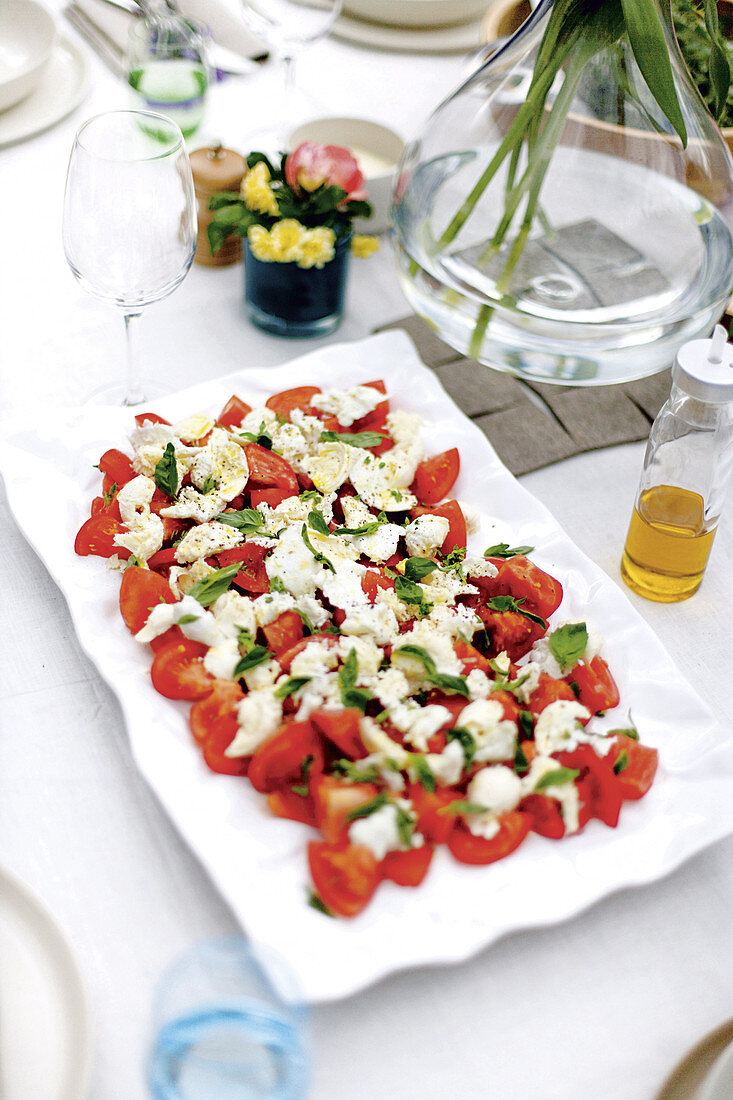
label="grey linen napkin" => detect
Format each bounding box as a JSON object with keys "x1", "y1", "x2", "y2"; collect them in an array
[{"x1": 376, "y1": 315, "x2": 671, "y2": 476}]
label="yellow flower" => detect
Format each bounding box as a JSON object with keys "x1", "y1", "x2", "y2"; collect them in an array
[
  {"x1": 247, "y1": 224, "x2": 277, "y2": 262},
  {"x1": 242, "y1": 161, "x2": 279, "y2": 217},
  {"x1": 269, "y1": 219, "x2": 307, "y2": 263},
  {"x1": 297, "y1": 227, "x2": 336, "y2": 270},
  {"x1": 351, "y1": 234, "x2": 380, "y2": 258}
]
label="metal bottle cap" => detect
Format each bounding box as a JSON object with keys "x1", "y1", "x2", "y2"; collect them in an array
[{"x1": 673, "y1": 324, "x2": 733, "y2": 402}]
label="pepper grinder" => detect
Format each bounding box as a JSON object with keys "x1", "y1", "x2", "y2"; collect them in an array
[{"x1": 189, "y1": 145, "x2": 247, "y2": 267}]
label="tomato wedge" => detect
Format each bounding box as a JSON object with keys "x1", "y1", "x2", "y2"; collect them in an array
[
  {"x1": 217, "y1": 394, "x2": 253, "y2": 430},
  {"x1": 569, "y1": 657, "x2": 620, "y2": 715},
  {"x1": 265, "y1": 385, "x2": 321, "y2": 421},
  {"x1": 216, "y1": 543, "x2": 270, "y2": 595},
  {"x1": 189, "y1": 680, "x2": 243, "y2": 745},
  {"x1": 412, "y1": 448, "x2": 460, "y2": 505},
  {"x1": 248, "y1": 720, "x2": 324, "y2": 794},
  {"x1": 310, "y1": 708, "x2": 366, "y2": 760},
  {"x1": 447, "y1": 812, "x2": 531, "y2": 865},
  {"x1": 150, "y1": 639, "x2": 215, "y2": 701},
  {"x1": 528, "y1": 672, "x2": 577, "y2": 715},
  {"x1": 98, "y1": 448, "x2": 136, "y2": 488},
  {"x1": 313, "y1": 775, "x2": 379, "y2": 843},
  {"x1": 308, "y1": 841, "x2": 380, "y2": 918},
  {"x1": 74, "y1": 514, "x2": 128, "y2": 558},
  {"x1": 267, "y1": 788, "x2": 318, "y2": 827},
  {"x1": 607, "y1": 736, "x2": 659, "y2": 800},
  {"x1": 134, "y1": 412, "x2": 170, "y2": 427},
  {"x1": 411, "y1": 500, "x2": 466, "y2": 554},
  {"x1": 487, "y1": 556, "x2": 564, "y2": 620},
  {"x1": 249, "y1": 488, "x2": 295, "y2": 509},
  {"x1": 119, "y1": 565, "x2": 176, "y2": 634},
  {"x1": 519, "y1": 793, "x2": 565, "y2": 838},
  {"x1": 262, "y1": 610, "x2": 304, "y2": 658},
  {"x1": 408, "y1": 784, "x2": 462, "y2": 844},
  {"x1": 277, "y1": 633, "x2": 339, "y2": 673},
  {"x1": 380, "y1": 844, "x2": 434, "y2": 886},
  {"x1": 243, "y1": 442, "x2": 299, "y2": 494}
]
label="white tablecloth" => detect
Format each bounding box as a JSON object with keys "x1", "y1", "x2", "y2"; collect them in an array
[{"x1": 2, "y1": 5, "x2": 733, "y2": 1098}]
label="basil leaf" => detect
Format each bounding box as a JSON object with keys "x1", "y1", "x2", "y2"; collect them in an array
[
  {"x1": 514, "y1": 740, "x2": 529, "y2": 775},
  {"x1": 535, "y1": 766, "x2": 580, "y2": 791},
  {"x1": 338, "y1": 520, "x2": 382, "y2": 537},
  {"x1": 483, "y1": 543, "x2": 534, "y2": 558},
  {"x1": 201, "y1": 476, "x2": 217, "y2": 495},
  {"x1": 609, "y1": 726, "x2": 639, "y2": 741},
  {"x1": 403, "y1": 557, "x2": 439, "y2": 583},
  {"x1": 308, "y1": 891, "x2": 336, "y2": 917},
  {"x1": 269, "y1": 576, "x2": 286, "y2": 593},
  {"x1": 301, "y1": 524, "x2": 335, "y2": 572},
  {"x1": 394, "y1": 575, "x2": 432, "y2": 613},
  {"x1": 320, "y1": 430, "x2": 384, "y2": 448},
  {"x1": 103, "y1": 481, "x2": 118, "y2": 506},
  {"x1": 308, "y1": 509, "x2": 331, "y2": 537},
  {"x1": 446, "y1": 727, "x2": 476, "y2": 767},
  {"x1": 518, "y1": 711, "x2": 534, "y2": 740},
  {"x1": 153, "y1": 442, "x2": 179, "y2": 498},
  {"x1": 187, "y1": 564, "x2": 240, "y2": 608},
  {"x1": 331, "y1": 759, "x2": 381, "y2": 783},
  {"x1": 394, "y1": 644, "x2": 469, "y2": 698},
  {"x1": 486, "y1": 594, "x2": 547, "y2": 630},
  {"x1": 395, "y1": 805, "x2": 416, "y2": 847},
  {"x1": 274, "y1": 676, "x2": 311, "y2": 699},
  {"x1": 438, "y1": 800, "x2": 489, "y2": 816},
  {"x1": 233, "y1": 645, "x2": 272, "y2": 678},
  {"x1": 214, "y1": 508, "x2": 264, "y2": 535},
  {"x1": 338, "y1": 649, "x2": 372, "y2": 713},
  {"x1": 176, "y1": 614, "x2": 199, "y2": 625},
  {"x1": 613, "y1": 750, "x2": 628, "y2": 775},
  {"x1": 410, "y1": 754, "x2": 436, "y2": 793},
  {"x1": 345, "y1": 792, "x2": 389, "y2": 822},
  {"x1": 292, "y1": 607, "x2": 314, "y2": 635},
  {"x1": 548, "y1": 622, "x2": 588, "y2": 671},
  {"x1": 290, "y1": 754, "x2": 314, "y2": 796}
]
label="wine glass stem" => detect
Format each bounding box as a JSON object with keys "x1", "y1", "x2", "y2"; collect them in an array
[
  {"x1": 123, "y1": 310, "x2": 146, "y2": 406},
  {"x1": 279, "y1": 53, "x2": 297, "y2": 146}
]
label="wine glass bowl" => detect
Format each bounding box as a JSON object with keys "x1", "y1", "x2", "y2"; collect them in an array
[
  {"x1": 62, "y1": 110, "x2": 197, "y2": 405},
  {"x1": 239, "y1": 0, "x2": 344, "y2": 148}
]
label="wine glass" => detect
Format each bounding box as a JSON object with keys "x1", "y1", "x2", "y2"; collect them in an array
[
  {"x1": 239, "y1": 0, "x2": 344, "y2": 150},
  {"x1": 62, "y1": 109, "x2": 197, "y2": 406}
]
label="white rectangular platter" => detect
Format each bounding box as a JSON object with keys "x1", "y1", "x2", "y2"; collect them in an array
[{"x1": 2, "y1": 331, "x2": 733, "y2": 1003}]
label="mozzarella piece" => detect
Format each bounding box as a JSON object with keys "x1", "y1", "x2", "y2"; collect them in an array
[
  {"x1": 458, "y1": 699, "x2": 517, "y2": 763},
  {"x1": 116, "y1": 475, "x2": 156, "y2": 526},
  {"x1": 172, "y1": 414, "x2": 215, "y2": 442},
  {"x1": 349, "y1": 802, "x2": 408, "y2": 861},
  {"x1": 390, "y1": 703, "x2": 452, "y2": 753},
  {"x1": 423, "y1": 738, "x2": 466, "y2": 786},
  {"x1": 302, "y1": 441, "x2": 351, "y2": 493},
  {"x1": 311, "y1": 385, "x2": 383, "y2": 427},
  {"x1": 464, "y1": 765, "x2": 524, "y2": 838},
  {"x1": 226, "y1": 689, "x2": 283, "y2": 757},
  {"x1": 188, "y1": 428, "x2": 249, "y2": 501},
  {"x1": 203, "y1": 637, "x2": 241, "y2": 680},
  {"x1": 533, "y1": 699, "x2": 613, "y2": 757},
  {"x1": 340, "y1": 602, "x2": 400, "y2": 645},
  {"x1": 523, "y1": 754, "x2": 581, "y2": 834},
  {"x1": 175, "y1": 521, "x2": 243, "y2": 563},
  {"x1": 161, "y1": 486, "x2": 228, "y2": 523},
  {"x1": 114, "y1": 511, "x2": 164, "y2": 563},
  {"x1": 404, "y1": 514, "x2": 450, "y2": 558}
]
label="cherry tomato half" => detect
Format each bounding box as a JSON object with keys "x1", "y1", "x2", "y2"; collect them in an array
[
  {"x1": 150, "y1": 639, "x2": 214, "y2": 701},
  {"x1": 308, "y1": 841, "x2": 380, "y2": 918},
  {"x1": 412, "y1": 448, "x2": 460, "y2": 506},
  {"x1": 119, "y1": 565, "x2": 176, "y2": 634}
]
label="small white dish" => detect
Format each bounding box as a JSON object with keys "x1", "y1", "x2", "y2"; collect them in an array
[
  {"x1": 0, "y1": 863, "x2": 92, "y2": 1100},
  {"x1": 0, "y1": 0, "x2": 57, "y2": 113},
  {"x1": 287, "y1": 117, "x2": 405, "y2": 234},
  {"x1": 333, "y1": 10, "x2": 483, "y2": 52},
  {"x1": 343, "y1": 0, "x2": 488, "y2": 27},
  {"x1": 0, "y1": 35, "x2": 89, "y2": 148}
]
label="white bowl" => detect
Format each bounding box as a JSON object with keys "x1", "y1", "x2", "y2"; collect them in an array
[
  {"x1": 343, "y1": 0, "x2": 488, "y2": 28},
  {"x1": 0, "y1": 0, "x2": 56, "y2": 113},
  {"x1": 287, "y1": 117, "x2": 405, "y2": 234}
]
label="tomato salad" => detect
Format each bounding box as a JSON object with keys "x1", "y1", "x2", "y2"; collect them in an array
[{"x1": 75, "y1": 380, "x2": 658, "y2": 918}]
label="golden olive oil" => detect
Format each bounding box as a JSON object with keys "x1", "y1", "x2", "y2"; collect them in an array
[{"x1": 620, "y1": 484, "x2": 717, "y2": 602}]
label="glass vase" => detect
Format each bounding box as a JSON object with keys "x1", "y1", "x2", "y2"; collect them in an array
[
  {"x1": 244, "y1": 234, "x2": 350, "y2": 338},
  {"x1": 391, "y1": 0, "x2": 733, "y2": 384}
]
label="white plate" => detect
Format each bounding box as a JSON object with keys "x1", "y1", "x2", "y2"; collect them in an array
[
  {"x1": 333, "y1": 10, "x2": 484, "y2": 51},
  {"x1": 3, "y1": 331, "x2": 733, "y2": 1004},
  {"x1": 0, "y1": 865, "x2": 92, "y2": 1100},
  {"x1": 0, "y1": 35, "x2": 89, "y2": 149}
]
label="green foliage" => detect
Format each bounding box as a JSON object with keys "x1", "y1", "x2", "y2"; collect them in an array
[{"x1": 673, "y1": 0, "x2": 733, "y2": 127}]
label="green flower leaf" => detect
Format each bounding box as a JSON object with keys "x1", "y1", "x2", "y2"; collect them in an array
[
  {"x1": 620, "y1": 0, "x2": 687, "y2": 145},
  {"x1": 214, "y1": 508, "x2": 264, "y2": 535}
]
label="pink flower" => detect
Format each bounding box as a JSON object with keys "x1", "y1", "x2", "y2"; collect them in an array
[{"x1": 285, "y1": 142, "x2": 367, "y2": 201}]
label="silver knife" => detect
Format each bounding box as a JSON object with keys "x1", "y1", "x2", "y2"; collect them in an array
[
  {"x1": 63, "y1": 3, "x2": 128, "y2": 77},
  {"x1": 81, "y1": 0, "x2": 269, "y2": 76}
]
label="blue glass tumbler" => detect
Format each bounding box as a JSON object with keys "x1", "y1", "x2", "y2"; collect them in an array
[
  {"x1": 147, "y1": 936, "x2": 309, "y2": 1100},
  {"x1": 244, "y1": 234, "x2": 350, "y2": 338}
]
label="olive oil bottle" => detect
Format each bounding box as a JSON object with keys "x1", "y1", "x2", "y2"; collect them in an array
[{"x1": 621, "y1": 325, "x2": 733, "y2": 602}]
